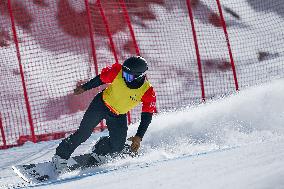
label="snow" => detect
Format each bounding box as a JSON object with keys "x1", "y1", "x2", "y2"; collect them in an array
[{"x1": 1, "y1": 78, "x2": 284, "y2": 189}]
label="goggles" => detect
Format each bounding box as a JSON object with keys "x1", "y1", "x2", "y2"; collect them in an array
[{"x1": 122, "y1": 71, "x2": 144, "y2": 82}]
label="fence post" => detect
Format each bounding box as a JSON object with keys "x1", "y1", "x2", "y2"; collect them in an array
[
  {"x1": 84, "y1": 0, "x2": 105, "y2": 130},
  {"x1": 97, "y1": 0, "x2": 119, "y2": 64},
  {"x1": 119, "y1": 0, "x2": 143, "y2": 124},
  {"x1": 84, "y1": 0, "x2": 99, "y2": 75},
  {"x1": 216, "y1": 0, "x2": 239, "y2": 91},
  {"x1": 119, "y1": 0, "x2": 140, "y2": 56},
  {"x1": 7, "y1": 0, "x2": 36, "y2": 143},
  {"x1": 186, "y1": 0, "x2": 206, "y2": 101},
  {"x1": 0, "y1": 113, "x2": 7, "y2": 149}
]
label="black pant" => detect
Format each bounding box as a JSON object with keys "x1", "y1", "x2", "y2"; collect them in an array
[{"x1": 56, "y1": 92, "x2": 128, "y2": 160}]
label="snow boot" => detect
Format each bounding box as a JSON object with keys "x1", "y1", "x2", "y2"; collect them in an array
[{"x1": 52, "y1": 155, "x2": 68, "y2": 174}]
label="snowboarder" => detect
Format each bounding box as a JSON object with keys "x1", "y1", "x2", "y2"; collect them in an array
[{"x1": 52, "y1": 56, "x2": 157, "y2": 173}]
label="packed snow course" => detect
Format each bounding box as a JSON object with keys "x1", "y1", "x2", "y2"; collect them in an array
[{"x1": 0, "y1": 78, "x2": 284, "y2": 189}]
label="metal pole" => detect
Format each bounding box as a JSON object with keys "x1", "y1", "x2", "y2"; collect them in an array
[
  {"x1": 0, "y1": 113, "x2": 7, "y2": 149},
  {"x1": 119, "y1": 0, "x2": 140, "y2": 56},
  {"x1": 84, "y1": 0, "x2": 105, "y2": 130},
  {"x1": 119, "y1": 0, "x2": 142, "y2": 124},
  {"x1": 216, "y1": 0, "x2": 239, "y2": 91},
  {"x1": 7, "y1": 0, "x2": 36, "y2": 142},
  {"x1": 186, "y1": 0, "x2": 206, "y2": 101},
  {"x1": 97, "y1": 0, "x2": 119, "y2": 63}
]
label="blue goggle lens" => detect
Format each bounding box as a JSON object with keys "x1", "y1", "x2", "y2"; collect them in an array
[{"x1": 123, "y1": 71, "x2": 135, "y2": 82}]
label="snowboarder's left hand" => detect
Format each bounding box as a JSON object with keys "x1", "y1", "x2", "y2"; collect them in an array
[
  {"x1": 74, "y1": 86, "x2": 85, "y2": 95},
  {"x1": 127, "y1": 136, "x2": 142, "y2": 152}
]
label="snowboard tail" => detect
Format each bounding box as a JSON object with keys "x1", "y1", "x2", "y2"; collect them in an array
[{"x1": 12, "y1": 153, "x2": 101, "y2": 184}]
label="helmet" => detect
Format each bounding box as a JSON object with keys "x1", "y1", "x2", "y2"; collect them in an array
[{"x1": 122, "y1": 56, "x2": 148, "y2": 75}]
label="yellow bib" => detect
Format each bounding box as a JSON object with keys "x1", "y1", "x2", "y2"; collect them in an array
[{"x1": 103, "y1": 70, "x2": 151, "y2": 114}]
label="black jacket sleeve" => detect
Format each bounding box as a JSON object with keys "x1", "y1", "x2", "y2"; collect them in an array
[
  {"x1": 135, "y1": 112, "x2": 153, "y2": 139},
  {"x1": 81, "y1": 75, "x2": 105, "y2": 91}
]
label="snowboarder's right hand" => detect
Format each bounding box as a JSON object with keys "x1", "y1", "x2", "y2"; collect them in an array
[{"x1": 73, "y1": 86, "x2": 85, "y2": 95}]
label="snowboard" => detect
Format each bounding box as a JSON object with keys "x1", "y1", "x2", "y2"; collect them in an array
[{"x1": 12, "y1": 153, "x2": 101, "y2": 184}]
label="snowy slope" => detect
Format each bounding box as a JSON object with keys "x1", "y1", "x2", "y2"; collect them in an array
[
  {"x1": 1, "y1": 78, "x2": 284, "y2": 189},
  {"x1": 35, "y1": 140, "x2": 284, "y2": 189}
]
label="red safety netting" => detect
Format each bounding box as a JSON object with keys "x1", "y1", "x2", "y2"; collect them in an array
[{"x1": 0, "y1": 0, "x2": 284, "y2": 149}]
